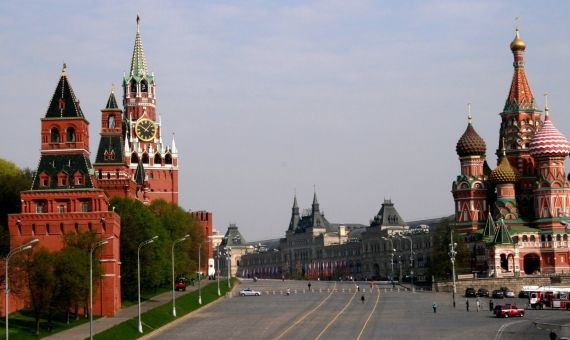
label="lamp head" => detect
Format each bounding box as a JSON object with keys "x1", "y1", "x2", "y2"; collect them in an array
[{"x1": 28, "y1": 238, "x2": 39, "y2": 245}]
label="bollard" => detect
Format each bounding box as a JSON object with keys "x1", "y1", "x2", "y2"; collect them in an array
[
  {"x1": 295, "y1": 289, "x2": 297, "y2": 294},
  {"x1": 363, "y1": 288, "x2": 366, "y2": 293},
  {"x1": 280, "y1": 290, "x2": 283, "y2": 295},
  {"x1": 397, "y1": 287, "x2": 400, "y2": 293},
  {"x1": 320, "y1": 288, "x2": 322, "y2": 293},
  {"x1": 303, "y1": 289, "x2": 306, "y2": 294}
]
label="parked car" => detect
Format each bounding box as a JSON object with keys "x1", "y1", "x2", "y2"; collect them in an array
[
  {"x1": 492, "y1": 290, "x2": 504, "y2": 299},
  {"x1": 496, "y1": 304, "x2": 525, "y2": 318},
  {"x1": 465, "y1": 287, "x2": 477, "y2": 297},
  {"x1": 239, "y1": 288, "x2": 261, "y2": 296},
  {"x1": 477, "y1": 288, "x2": 489, "y2": 297},
  {"x1": 175, "y1": 277, "x2": 187, "y2": 291},
  {"x1": 504, "y1": 289, "x2": 515, "y2": 298},
  {"x1": 518, "y1": 290, "x2": 530, "y2": 298}
]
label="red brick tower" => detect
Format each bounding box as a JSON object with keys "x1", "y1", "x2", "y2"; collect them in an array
[
  {"x1": 95, "y1": 16, "x2": 179, "y2": 205},
  {"x1": 498, "y1": 28, "x2": 542, "y2": 220},
  {"x1": 6, "y1": 65, "x2": 121, "y2": 316},
  {"x1": 191, "y1": 211, "x2": 213, "y2": 274},
  {"x1": 452, "y1": 106, "x2": 490, "y2": 232}
]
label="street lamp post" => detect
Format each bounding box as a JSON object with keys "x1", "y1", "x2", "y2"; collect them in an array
[
  {"x1": 89, "y1": 236, "x2": 114, "y2": 340},
  {"x1": 398, "y1": 235, "x2": 415, "y2": 292},
  {"x1": 198, "y1": 242, "x2": 203, "y2": 305},
  {"x1": 4, "y1": 238, "x2": 38, "y2": 340},
  {"x1": 138, "y1": 235, "x2": 158, "y2": 333},
  {"x1": 171, "y1": 234, "x2": 189, "y2": 317},
  {"x1": 216, "y1": 252, "x2": 221, "y2": 296},
  {"x1": 448, "y1": 230, "x2": 457, "y2": 309},
  {"x1": 381, "y1": 237, "x2": 395, "y2": 285},
  {"x1": 226, "y1": 247, "x2": 232, "y2": 289}
]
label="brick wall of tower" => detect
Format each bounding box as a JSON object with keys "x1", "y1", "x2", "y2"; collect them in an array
[
  {"x1": 2, "y1": 190, "x2": 121, "y2": 317},
  {"x1": 191, "y1": 211, "x2": 213, "y2": 272}
]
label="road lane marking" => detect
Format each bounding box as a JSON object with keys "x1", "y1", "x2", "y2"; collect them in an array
[
  {"x1": 494, "y1": 319, "x2": 527, "y2": 340},
  {"x1": 275, "y1": 283, "x2": 337, "y2": 340},
  {"x1": 314, "y1": 290, "x2": 357, "y2": 340},
  {"x1": 356, "y1": 290, "x2": 380, "y2": 340}
]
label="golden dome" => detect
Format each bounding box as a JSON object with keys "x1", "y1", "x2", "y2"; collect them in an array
[{"x1": 510, "y1": 29, "x2": 526, "y2": 51}]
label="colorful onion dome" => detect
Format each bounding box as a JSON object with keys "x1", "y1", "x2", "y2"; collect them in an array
[
  {"x1": 490, "y1": 156, "x2": 520, "y2": 184},
  {"x1": 456, "y1": 122, "x2": 486, "y2": 157},
  {"x1": 510, "y1": 28, "x2": 526, "y2": 52},
  {"x1": 529, "y1": 110, "x2": 570, "y2": 158}
]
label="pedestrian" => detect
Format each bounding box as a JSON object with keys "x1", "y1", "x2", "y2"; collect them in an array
[
  {"x1": 357, "y1": 284, "x2": 360, "y2": 292},
  {"x1": 550, "y1": 330, "x2": 557, "y2": 340},
  {"x1": 308, "y1": 282, "x2": 312, "y2": 291},
  {"x1": 489, "y1": 299, "x2": 494, "y2": 312},
  {"x1": 432, "y1": 302, "x2": 437, "y2": 313},
  {"x1": 361, "y1": 295, "x2": 365, "y2": 303},
  {"x1": 287, "y1": 288, "x2": 291, "y2": 296},
  {"x1": 476, "y1": 298, "x2": 480, "y2": 312},
  {"x1": 466, "y1": 299, "x2": 470, "y2": 312}
]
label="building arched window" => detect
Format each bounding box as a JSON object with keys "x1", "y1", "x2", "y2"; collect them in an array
[
  {"x1": 142, "y1": 153, "x2": 149, "y2": 164},
  {"x1": 66, "y1": 127, "x2": 75, "y2": 142},
  {"x1": 130, "y1": 80, "x2": 137, "y2": 93},
  {"x1": 141, "y1": 80, "x2": 148, "y2": 92},
  {"x1": 131, "y1": 152, "x2": 139, "y2": 164},
  {"x1": 51, "y1": 127, "x2": 60, "y2": 143},
  {"x1": 154, "y1": 154, "x2": 162, "y2": 165},
  {"x1": 165, "y1": 153, "x2": 172, "y2": 165}
]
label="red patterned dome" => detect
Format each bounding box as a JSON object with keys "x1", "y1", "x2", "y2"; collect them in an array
[
  {"x1": 490, "y1": 156, "x2": 520, "y2": 184},
  {"x1": 529, "y1": 112, "x2": 570, "y2": 158},
  {"x1": 456, "y1": 123, "x2": 486, "y2": 157}
]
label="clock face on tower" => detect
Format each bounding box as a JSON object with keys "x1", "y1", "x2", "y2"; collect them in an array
[{"x1": 135, "y1": 118, "x2": 157, "y2": 142}]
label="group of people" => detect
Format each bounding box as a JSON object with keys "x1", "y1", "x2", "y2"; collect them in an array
[{"x1": 466, "y1": 298, "x2": 494, "y2": 312}]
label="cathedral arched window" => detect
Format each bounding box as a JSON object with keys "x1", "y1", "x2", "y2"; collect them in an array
[
  {"x1": 522, "y1": 235, "x2": 528, "y2": 242},
  {"x1": 530, "y1": 235, "x2": 536, "y2": 242},
  {"x1": 66, "y1": 127, "x2": 75, "y2": 142},
  {"x1": 141, "y1": 80, "x2": 148, "y2": 92},
  {"x1": 51, "y1": 127, "x2": 60, "y2": 143},
  {"x1": 108, "y1": 114, "x2": 116, "y2": 128}
]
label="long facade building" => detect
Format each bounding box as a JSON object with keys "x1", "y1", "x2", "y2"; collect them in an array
[
  {"x1": 452, "y1": 29, "x2": 570, "y2": 278},
  {"x1": 238, "y1": 195, "x2": 437, "y2": 283}
]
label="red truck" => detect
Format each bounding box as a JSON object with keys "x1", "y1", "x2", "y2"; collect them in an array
[{"x1": 496, "y1": 304, "x2": 525, "y2": 318}]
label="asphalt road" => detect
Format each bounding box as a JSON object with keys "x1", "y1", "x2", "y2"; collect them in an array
[{"x1": 146, "y1": 279, "x2": 570, "y2": 340}]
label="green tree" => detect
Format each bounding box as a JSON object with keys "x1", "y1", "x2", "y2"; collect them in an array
[
  {"x1": 149, "y1": 200, "x2": 203, "y2": 280},
  {"x1": 0, "y1": 158, "x2": 33, "y2": 256},
  {"x1": 23, "y1": 249, "x2": 58, "y2": 335},
  {"x1": 429, "y1": 218, "x2": 471, "y2": 280},
  {"x1": 111, "y1": 197, "x2": 168, "y2": 300}
]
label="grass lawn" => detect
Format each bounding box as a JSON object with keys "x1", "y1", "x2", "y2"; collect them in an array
[
  {"x1": 122, "y1": 285, "x2": 173, "y2": 308},
  {"x1": 0, "y1": 309, "x2": 94, "y2": 339},
  {"x1": 94, "y1": 278, "x2": 236, "y2": 339}
]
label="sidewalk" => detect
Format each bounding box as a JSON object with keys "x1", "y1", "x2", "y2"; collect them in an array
[{"x1": 44, "y1": 281, "x2": 208, "y2": 340}]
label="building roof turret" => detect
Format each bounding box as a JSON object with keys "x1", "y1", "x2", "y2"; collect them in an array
[
  {"x1": 493, "y1": 219, "x2": 513, "y2": 245},
  {"x1": 529, "y1": 97, "x2": 570, "y2": 158},
  {"x1": 504, "y1": 28, "x2": 537, "y2": 112},
  {"x1": 456, "y1": 104, "x2": 486, "y2": 157},
  {"x1": 490, "y1": 139, "x2": 520, "y2": 184},
  {"x1": 45, "y1": 64, "x2": 85, "y2": 118}
]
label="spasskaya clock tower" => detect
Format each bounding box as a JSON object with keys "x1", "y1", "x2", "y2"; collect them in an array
[{"x1": 94, "y1": 16, "x2": 179, "y2": 204}]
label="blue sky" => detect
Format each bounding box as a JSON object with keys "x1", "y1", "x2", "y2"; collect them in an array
[{"x1": 1, "y1": 1, "x2": 570, "y2": 240}]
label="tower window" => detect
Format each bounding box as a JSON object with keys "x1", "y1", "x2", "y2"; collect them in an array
[
  {"x1": 81, "y1": 201, "x2": 90, "y2": 212},
  {"x1": 51, "y1": 127, "x2": 60, "y2": 143},
  {"x1": 141, "y1": 80, "x2": 148, "y2": 92},
  {"x1": 130, "y1": 80, "x2": 137, "y2": 93},
  {"x1": 66, "y1": 127, "x2": 76, "y2": 142},
  {"x1": 131, "y1": 152, "x2": 139, "y2": 164},
  {"x1": 142, "y1": 153, "x2": 149, "y2": 164},
  {"x1": 165, "y1": 153, "x2": 172, "y2": 165},
  {"x1": 108, "y1": 114, "x2": 116, "y2": 128}
]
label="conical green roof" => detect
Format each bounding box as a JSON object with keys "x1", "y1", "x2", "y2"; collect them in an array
[
  {"x1": 130, "y1": 16, "x2": 148, "y2": 77},
  {"x1": 105, "y1": 91, "x2": 119, "y2": 110},
  {"x1": 493, "y1": 219, "x2": 513, "y2": 245},
  {"x1": 483, "y1": 213, "x2": 496, "y2": 238}
]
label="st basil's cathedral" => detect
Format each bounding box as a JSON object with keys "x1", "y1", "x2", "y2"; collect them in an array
[{"x1": 452, "y1": 29, "x2": 570, "y2": 277}]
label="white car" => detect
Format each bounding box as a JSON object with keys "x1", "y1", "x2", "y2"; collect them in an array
[{"x1": 239, "y1": 288, "x2": 261, "y2": 296}]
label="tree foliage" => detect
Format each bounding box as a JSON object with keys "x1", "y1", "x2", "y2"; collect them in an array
[
  {"x1": 111, "y1": 197, "x2": 203, "y2": 301},
  {"x1": 429, "y1": 218, "x2": 471, "y2": 280},
  {"x1": 0, "y1": 158, "x2": 33, "y2": 256}
]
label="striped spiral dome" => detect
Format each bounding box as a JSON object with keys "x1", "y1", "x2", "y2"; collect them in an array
[{"x1": 529, "y1": 113, "x2": 570, "y2": 158}]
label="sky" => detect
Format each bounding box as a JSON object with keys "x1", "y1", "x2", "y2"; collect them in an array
[{"x1": 1, "y1": 1, "x2": 570, "y2": 241}]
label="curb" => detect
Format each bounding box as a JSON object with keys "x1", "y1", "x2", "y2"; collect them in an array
[{"x1": 140, "y1": 281, "x2": 241, "y2": 339}]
